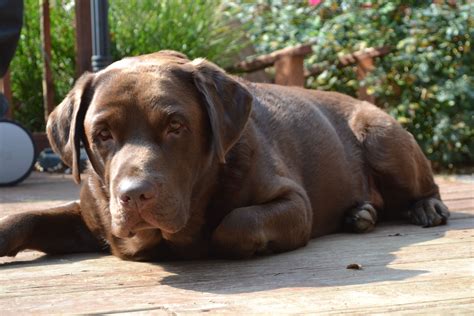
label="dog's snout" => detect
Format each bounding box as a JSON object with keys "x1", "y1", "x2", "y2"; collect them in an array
[{"x1": 118, "y1": 179, "x2": 157, "y2": 209}]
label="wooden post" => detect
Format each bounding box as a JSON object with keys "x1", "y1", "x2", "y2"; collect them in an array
[
  {"x1": 0, "y1": 70, "x2": 13, "y2": 119},
  {"x1": 227, "y1": 44, "x2": 312, "y2": 74},
  {"x1": 356, "y1": 55, "x2": 376, "y2": 103},
  {"x1": 40, "y1": 0, "x2": 55, "y2": 123},
  {"x1": 74, "y1": 0, "x2": 92, "y2": 77},
  {"x1": 274, "y1": 55, "x2": 306, "y2": 87}
]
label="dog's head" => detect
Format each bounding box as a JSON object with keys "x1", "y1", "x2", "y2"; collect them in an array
[{"x1": 47, "y1": 51, "x2": 252, "y2": 238}]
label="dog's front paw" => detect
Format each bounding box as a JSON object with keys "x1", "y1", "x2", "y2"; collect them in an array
[
  {"x1": 0, "y1": 215, "x2": 30, "y2": 257},
  {"x1": 409, "y1": 198, "x2": 450, "y2": 227},
  {"x1": 211, "y1": 210, "x2": 266, "y2": 258},
  {"x1": 0, "y1": 235, "x2": 19, "y2": 257}
]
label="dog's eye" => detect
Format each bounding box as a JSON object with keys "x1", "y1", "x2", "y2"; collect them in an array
[
  {"x1": 98, "y1": 129, "x2": 113, "y2": 142},
  {"x1": 168, "y1": 120, "x2": 183, "y2": 134}
]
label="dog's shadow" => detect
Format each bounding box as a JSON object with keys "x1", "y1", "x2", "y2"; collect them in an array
[{"x1": 155, "y1": 216, "x2": 470, "y2": 294}]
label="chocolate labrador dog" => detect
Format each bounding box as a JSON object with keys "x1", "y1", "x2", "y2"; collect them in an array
[{"x1": 0, "y1": 50, "x2": 449, "y2": 261}]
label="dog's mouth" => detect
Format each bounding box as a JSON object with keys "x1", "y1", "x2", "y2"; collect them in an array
[
  {"x1": 111, "y1": 220, "x2": 154, "y2": 239},
  {"x1": 111, "y1": 208, "x2": 188, "y2": 239},
  {"x1": 140, "y1": 209, "x2": 188, "y2": 234},
  {"x1": 130, "y1": 221, "x2": 156, "y2": 232}
]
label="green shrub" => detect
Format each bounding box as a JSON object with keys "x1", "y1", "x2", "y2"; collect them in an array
[
  {"x1": 109, "y1": 0, "x2": 243, "y2": 65},
  {"x1": 9, "y1": 0, "x2": 243, "y2": 132},
  {"x1": 232, "y1": 0, "x2": 474, "y2": 169},
  {"x1": 10, "y1": 0, "x2": 75, "y2": 132}
]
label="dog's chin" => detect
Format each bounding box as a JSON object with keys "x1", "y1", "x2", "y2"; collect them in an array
[
  {"x1": 112, "y1": 219, "x2": 183, "y2": 239},
  {"x1": 140, "y1": 209, "x2": 189, "y2": 235}
]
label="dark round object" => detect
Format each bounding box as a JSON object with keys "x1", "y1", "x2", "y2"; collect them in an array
[{"x1": 0, "y1": 119, "x2": 36, "y2": 186}]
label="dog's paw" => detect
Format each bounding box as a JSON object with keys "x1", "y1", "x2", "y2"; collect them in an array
[
  {"x1": 344, "y1": 203, "x2": 378, "y2": 233},
  {"x1": 0, "y1": 235, "x2": 19, "y2": 257},
  {"x1": 211, "y1": 210, "x2": 266, "y2": 258},
  {"x1": 409, "y1": 198, "x2": 450, "y2": 227},
  {"x1": 0, "y1": 232, "x2": 22, "y2": 257},
  {"x1": 0, "y1": 215, "x2": 29, "y2": 257}
]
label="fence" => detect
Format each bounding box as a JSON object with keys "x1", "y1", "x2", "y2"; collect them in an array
[{"x1": 227, "y1": 44, "x2": 391, "y2": 104}]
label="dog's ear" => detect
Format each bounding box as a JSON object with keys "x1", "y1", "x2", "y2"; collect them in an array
[
  {"x1": 191, "y1": 59, "x2": 253, "y2": 163},
  {"x1": 46, "y1": 72, "x2": 94, "y2": 184}
]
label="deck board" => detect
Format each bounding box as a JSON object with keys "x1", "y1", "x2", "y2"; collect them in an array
[{"x1": 0, "y1": 172, "x2": 473, "y2": 314}]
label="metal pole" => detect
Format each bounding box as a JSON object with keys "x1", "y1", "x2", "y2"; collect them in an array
[{"x1": 91, "y1": 0, "x2": 111, "y2": 72}]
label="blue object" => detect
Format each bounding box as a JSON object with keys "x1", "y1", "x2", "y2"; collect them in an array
[
  {"x1": 37, "y1": 147, "x2": 89, "y2": 173},
  {"x1": 36, "y1": 148, "x2": 63, "y2": 171}
]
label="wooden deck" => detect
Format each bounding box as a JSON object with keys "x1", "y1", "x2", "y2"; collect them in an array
[{"x1": 0, "y1": 172, "x2": 473, "y2": 314}]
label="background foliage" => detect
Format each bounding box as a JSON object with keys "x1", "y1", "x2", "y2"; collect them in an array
[
  {"x1": 8, "y1": 0, "x2": 474, "y2": 169},
  {"x1": 109, "y1": 0, "x2": 242, "y2": 64},
  {"x1": 231, "y1": 0, "x2": 473, "y2": 169},
  {"x1": 10, "y1": 0, "x2": 242, "y2": 132},
  {"x1": 10, "y1": 0, "x2": 75, "y2": 132}
]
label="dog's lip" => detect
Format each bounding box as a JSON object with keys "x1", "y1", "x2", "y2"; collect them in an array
[
  {"x1": 111, "y1": 205, "x2": 188, "y2": 237},
  {"x1": 127, "y1": 215, "x2": 185, "y2": 235},
  {"x1": 130, "y1": 221, "x2": 156, "y2": 232},
  {"x1": 140, "y1": 211, "x2": 187, "y2": 234},
  {"x1": 116, "y1": 221, "x2": 159, "y2": 239}
]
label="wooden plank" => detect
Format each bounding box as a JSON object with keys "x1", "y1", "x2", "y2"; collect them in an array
[
  {"x1": 74, "y1": 0, "x2": 92, "y2": 77},
  {"x1": 441, "y1": 191, "x2": 474, "y2": 201},
  {"x1": 440, "y1": 184, "x2": 474, "y2": 194},
  {"x1": 304, "y1": 46, "x2": 391, "y2": 78},
  {"x1": 331, "y1": 298, "x2": 474, "y2": 315},
  {"x1": 40, "y1": 0, "x2": 55, "y2": 123},
  {"x1": 443, "y1": 199, "x2": 474, "y2": 212},
  {"x1": 0, "y1": 256, "x2": 472, "y2": 313}
]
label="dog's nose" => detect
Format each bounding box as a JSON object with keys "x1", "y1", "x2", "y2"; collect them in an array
[{"x1": 118, "y1": 179, "x2": 156, "y2": 209}]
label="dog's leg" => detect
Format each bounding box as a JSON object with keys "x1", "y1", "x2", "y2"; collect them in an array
[
  {"x1": 0, "y1": 201, "x2": 104, "y2": 257},
  {"x1": 343, "y1": 174, "x2": 384, "y2": 233},
  {"x1": 359, "y1": 114, "x2": 450, "y2": 227},
  {"x1": 211, "y1": 190, "x2": 312, "y2": 258}
]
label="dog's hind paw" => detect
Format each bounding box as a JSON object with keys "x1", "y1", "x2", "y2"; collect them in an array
[
  {"x1": 344, "y1": 203, "x2": 378, "y2": 233},
  {"x1": 409, "y1": 198, "x2": 450, "y2": 227}
]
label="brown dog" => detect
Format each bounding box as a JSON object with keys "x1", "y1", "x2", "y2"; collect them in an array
[{"x1": 0, "y1": 51, "x2": 449, "y2": 261}]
